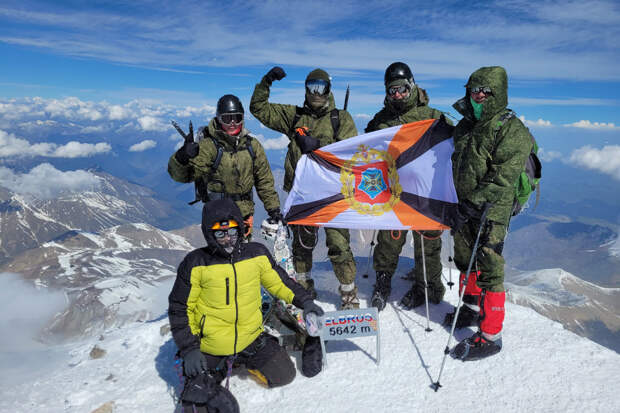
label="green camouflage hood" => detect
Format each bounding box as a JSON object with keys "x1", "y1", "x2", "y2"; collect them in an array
[
  {"x1": 454, "y1": 66, "x2": 508, "y2": 122},
  {"x1": 384, "y1": 83, "x2": 430, "y2": 115}
]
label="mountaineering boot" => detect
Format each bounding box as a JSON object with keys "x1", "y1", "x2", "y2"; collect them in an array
[
  {"x1": 399, "y1": 285, "x2": 425, "y2": 309},
  {"x1": 371, "y1": 271, "x2": 392, "y2": 311},
  {"x1": 339, "y1": 284, "x2": 360, "y2": 310},
  {"x1": 452, "y1": 331, "x2": 502, "y2": 361},
  {"x1": 443, "y1": 303, "x2": 479, "y2": 328},
  {"x1": 452, "y1": 289, "x2": 506, "y2": 361},
  {"x1": 444, "y1": 271, "x2": 482, "y2": 327},
  {"x1": 400, "y1": 281, "x2": 445, "y2": 309},
  {"x1": 296, "y1": 272, "x2": 317, "y2": 300}
]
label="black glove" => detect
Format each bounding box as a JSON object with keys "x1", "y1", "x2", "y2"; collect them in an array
[
  {"x1": 302, "y1": 300, "x2": 324, "y2": 319},
  {"x1": 267, "y1": 209, "x2": 284, "y2": 224},
  {"x1": 264, "y1": 66, "x2": 286, "y2": 85},
  {"x1": 172, "y1": 120, "x2": 200, "y2": 165},
  {"x1": 450, "y1": 202, "x2": 482, "y2": 235},
  {"x1": 294, "y1": 127, "x2": 321, "y2": 154},
  {"x1": 183, "y1": 348, "x2": 208, "y2": 377},
  {"x1": 450, "y1": 207, "x2": 469, "y2": 236}
]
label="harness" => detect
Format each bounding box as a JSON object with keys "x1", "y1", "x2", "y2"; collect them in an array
[{"x1": 190, "y1": 129, "x2": 257, "y2": 205}]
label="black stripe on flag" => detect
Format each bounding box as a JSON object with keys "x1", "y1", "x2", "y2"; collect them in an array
[
  {"x1": 396, "y1": 116, "x2": 455, "y2": 169},
  {"x1": 285, "y1": 193, "x2": 345, "y2": 223},
  {"x1": 400, "y1": 191, "x2": 458, "y2": 227}
]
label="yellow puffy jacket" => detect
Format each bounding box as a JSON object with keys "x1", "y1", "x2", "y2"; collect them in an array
[{"x1": 170, "y1": 244, "x2": 308, "y2": 355}]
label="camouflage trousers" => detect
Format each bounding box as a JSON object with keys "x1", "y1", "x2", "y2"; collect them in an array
[
  {"x1": 291, "y1": 225, "x2": 356, "y2": 285},
  {"x1": 453, "y1": 219, "x2": 508, "y2": 292},
  {"x1": 372, "y1": 229, "x2": 443, "y2": 290}
]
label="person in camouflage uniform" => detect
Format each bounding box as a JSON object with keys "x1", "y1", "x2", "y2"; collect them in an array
[
  {"x1": 368, "y1": 62, "x2": 451, "y2": 312},
  {"x1": 168, "y1": 94, "x2": 282, "y2": 239},
  {"x1": 250, "y1": 66, "x2": 360, "y2": 309},
  {"x1": 448, "y1": 66, "x2": 533, "y2": 361}
]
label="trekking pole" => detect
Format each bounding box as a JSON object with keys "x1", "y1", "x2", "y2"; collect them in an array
[
  {"x1": 363, "y1": 230, "x2": 377, "y2": 278},
  {"x1": 344, "y1": 84, "x2": 350, "y2": 111},
  {"x1": 447, "y1": 234, "x2": 455, "y2": 290},
  {"x1": 432, "y1": 202, "x2": 492, "y2": 392},
  {"x1": 420, "y1": 232, "x2": 432, "y2": 332}
]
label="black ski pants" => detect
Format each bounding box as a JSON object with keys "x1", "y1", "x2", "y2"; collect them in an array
[{"x1": 202, "y1": 332, "x2": 295, "y2": 388}]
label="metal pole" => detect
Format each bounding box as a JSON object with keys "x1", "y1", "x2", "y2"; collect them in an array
[
  {"x1": 433, "y1": 203, "x2": 491, "y2": 391},
  {"x1": 363, "y1": 230, "x2": 377, "y2": 278},
  {"x1": 420, "y1": 232, "x2": 432, "y2": 332}
]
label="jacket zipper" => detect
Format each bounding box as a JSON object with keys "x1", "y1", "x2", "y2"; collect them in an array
[
  {"x1": 225, "y1": 277, "x2": 230, "y2": 305},
  {"x1": 230, "y1": 256, "x2": 239, "y2": 357}
]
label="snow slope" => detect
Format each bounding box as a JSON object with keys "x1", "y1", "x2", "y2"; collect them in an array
[{"x1": 1, "y1": 262, "x2": 618, "y2": 413}]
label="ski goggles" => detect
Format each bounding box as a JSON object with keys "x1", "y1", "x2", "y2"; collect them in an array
[
  {"x1": 218, "y1": 113, "x2": 243, "y2": 125},
  {"x1": 388, "y1": 85, "x2": 410, "y2": 96},
  {"x1": 212, "y1": 219, "x2": 238, "y2": 230},
  {"x1": 305, "y1": 79, "x2": 330, "y2": 96},
  {"x1": 470, "y1": 86, "x2": 493, "y2": 95},
  {"x1": 213, "y1": 227, "x2": 239, "y2": 239}
]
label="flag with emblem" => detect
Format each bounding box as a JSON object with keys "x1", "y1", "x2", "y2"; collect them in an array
[{"x1": 282, "y1": 117, "x2": 458, "y2": 230}]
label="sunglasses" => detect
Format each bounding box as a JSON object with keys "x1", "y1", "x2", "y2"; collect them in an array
[
  {"x1": 388, "y1": 85, "x2": 410, "y2": 96},
  {"x1": 213, "y1": 227, "x2": 239, "y2": 239},
  {"x1": 470, "y1": 86, "x2": 492, "y2": 94},
  {"x1": 305, "y1": 79, "x2": 330, "y2": 96},
  {"x1": 219, "y1": 113, "x2": 243, "y2": 125}
]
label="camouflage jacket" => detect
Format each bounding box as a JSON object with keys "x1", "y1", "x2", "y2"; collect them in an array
[
  {"x1": 167, "y1": 118, "x2": 280, "y2": 218},
  {"x1": 250, "y1": 76, "x2": 358, "y2": 192},
  {"x1": 451, "y1": 66, "x2": 533, "y2": 225}
]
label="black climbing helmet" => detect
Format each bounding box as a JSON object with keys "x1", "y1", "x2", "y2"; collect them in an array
[
  {"x1": 384, "y1": 62, "x2": 415, "y2": 86},
  {"x1": 216, "y1": 94, "x2": 244, "y2": 125}
]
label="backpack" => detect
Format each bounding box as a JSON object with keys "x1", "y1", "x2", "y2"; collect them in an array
[
  {"x1": 189, "y1": 128, "x2": 257, "y2": 205},
  {"x1": 494, "y1": 110, "x2": 542, "y2": 216}
]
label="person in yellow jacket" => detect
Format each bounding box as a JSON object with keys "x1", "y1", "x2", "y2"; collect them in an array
[{"x1": 168, "y1": 198, "x2": 323, "y2": 412}]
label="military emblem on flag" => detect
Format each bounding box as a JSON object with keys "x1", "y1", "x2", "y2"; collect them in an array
[{"x1": 283, "y1": 118, "x2": 458, "y2": 230}]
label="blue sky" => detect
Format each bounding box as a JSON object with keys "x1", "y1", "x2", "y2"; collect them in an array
[{"x1": 0, "y1": 0, "x2": 619, "y2": 206}]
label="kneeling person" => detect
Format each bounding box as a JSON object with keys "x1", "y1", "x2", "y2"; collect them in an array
[{"x1": 168, "y1": 199, "x2": 323, "y2": 411}]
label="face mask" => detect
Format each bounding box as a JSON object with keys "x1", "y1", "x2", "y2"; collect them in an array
[
  {"x1": 470, "y1": 97, "x2": 483, "y2": 120},
  {"x1": 214, "y1": 228, "x2": 239, "y2": 253},
  {"x1": 306, "y1": 93, "x2": 328, "y2": 110}
]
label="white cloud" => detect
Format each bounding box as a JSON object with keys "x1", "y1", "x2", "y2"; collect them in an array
[
  {"x1": 569, "y1": 145, "x2": 620, "y2": 180},
  {"x1": 538, "y1": 148, "x2": 563, "y2": 162},
  {"x1": 255, "y1": 133, "x2": 289, "y2": 150},
  {"x1": 0, "y1": 2, "x2": 618, "y2": 81},
  {"x1": 0, "y1": 163, "x2": 102, "y2": 199},
  {"x1": 137, "y1": 115, "x2": 166, "y2": 131},
  {"x1": 129, "y1": 139, "x2": 157, "y2": 152},
  {"x1": 355, "y1": 113, "x2": 372, "y2": 120},
  {"x1": 564, "y1": 120, "x2": 618, "y2": 130},
  {"x1": 519, "y1": 115, "x2": 553, "y2": 127},
  {"x1": 0, "y1": 129, "x2": 110, "y2": 158},
  {"x1": 50, "y1": 141, "x2": 111, "y2": 158},
  {"x1": 108, "y1": 105, "x2": 129, "y2": 120}
]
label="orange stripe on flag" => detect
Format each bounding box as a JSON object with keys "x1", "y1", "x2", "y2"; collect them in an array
[
  {"x1": 313, "y1": 149, "x2": 347, "y2": 169},
  {"x1": 392, "y1": 200, "x2": 448, "y2": 230},
  {"x1": 287, "y1": 199, "x2": 350, "y2": 226},
  {"x1": 387, "y1": 119, "x2": 435, "y2": 161}
]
